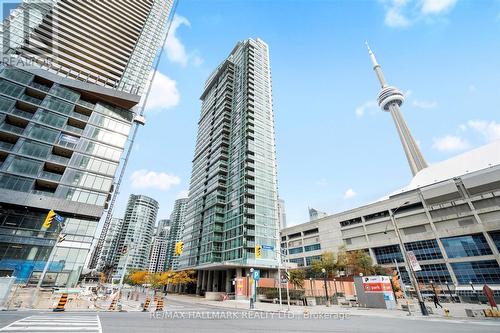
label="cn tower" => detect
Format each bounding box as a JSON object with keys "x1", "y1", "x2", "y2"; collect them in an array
[{"x1": 366, "y1": 43, "x2": 428, "y2": 176}]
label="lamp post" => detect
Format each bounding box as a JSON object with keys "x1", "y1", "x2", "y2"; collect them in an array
[
  {"x1": 321, "y1": 268, "x2": 330, "y2": 307},
  {"x1": 249, "y1": 268, "x2": 254, "y2": 309},
  {"x1": 389, "y1": 201, "x2": 429, "y2": 316},
  {"x1": 470, "y1": 281, "x2": 480, "y2": 304},
  {"x1": 246, "y1": 273, "x2": 250, "y2": 299},
  {"x1": 309, "y1": 277, "x2": 314, "y2": 297},
  {"x1": 444, "y1": 281, "x2": 454, "y2": 303}
]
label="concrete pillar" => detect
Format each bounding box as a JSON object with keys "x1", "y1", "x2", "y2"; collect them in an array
[
  {"x1": 201, "y1": 270, "x2": 207, "y2": 293},
  {"x1": 225, "y1": 270, "x2": 232, "y2": 293},
  {"x1": 213, "y1": 271, "x2": 220, "y2": 292},
  {"x1": 207, "y1": 270, "x2": 213, "y2": 292},
  {"x1": 196, "y1": 271, "x2": 202, "y2": 295}
]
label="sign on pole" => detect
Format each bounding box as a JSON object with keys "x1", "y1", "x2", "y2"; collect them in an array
[
  {"x1": 262, "y1": 245, "x2": 274, "y2": 250},
  {"x1": 406, "y1": 251, "x2": 421, "y2": 272},
  {"x1": 253, "y1": 269, "x2": 260, "y2": 281}
]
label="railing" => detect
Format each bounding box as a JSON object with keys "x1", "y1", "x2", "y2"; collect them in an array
[
  {"x1": 29, "y1": 81, "x2": 50, "y2": 92},
  {"x1": 76, "y1": 99, "x2": 95, "y2": 110},
  {"x1": 70, "y1": 111, "x2": 89, "y2": 122},
  {"x1": 38, "y1": 171, "x2": 62, "y2": 182},
  {"x1": 48, "y1": 154, "x2": 70, "y2": 165},
  {"x1": 10, "y1": 108, "x2": 34, "y2": 119},
  {"x1": 20, "y1": 94, "x2": 42, "y2": 105},
  {"x1": 0, "y1": 122, "x2": 24, "y2": 134},
  {"x1": 63, "y1": 124, "x2": 83, "y2": 135},
  {"x1": 31, "y1": 190, "x2": 55, "y2": 197},
  {"x1": 55, "y1": 140, "x2": 77, "y2": 149},
  {"x1": 0, "y1": 141, "x2": 14, "y2": 150}
]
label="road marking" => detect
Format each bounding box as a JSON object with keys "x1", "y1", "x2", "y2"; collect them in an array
[{"x1": 0, "y1": 315, "x2": 102, "y2": 332}]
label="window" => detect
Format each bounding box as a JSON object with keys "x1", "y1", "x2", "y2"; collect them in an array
[
  {"x1": 41, "y1": 96, "x2": 74, "y2": 115},
  {"x1": 304, "y1": 244, "x2": 321, "y2": 252},
  {"x1": 489, "y1": 232, "x2": 500, "y2": 252},
  {"x1": 404, "y1": 239, "x2": 443, "y2": 261},
  {"x1": 0, "y1": 95, "x2": 15, "y2": 111},
  {"x1": 0, "y1": 79, "x2": 24, "y2": 98},
  {"x1": 18, "y1": 140, "x2": 51, "y2": 159},
  {"x1": 288, "y1": 247, "x2": 303, "y2": 254},
  {"x1": 28, "y1": 124, "x2": 59, "y2": 144},
  {"x1": 34, "y1": 110, "x2": 67, "y2": 128},
  {"x1": 398, "y1": 264, "x2": 452, "y2": 284},
  {"x1": 441, "y1": 234, "x2": 493, "y2": 258},
  {"x1": 0, "y1": 67, "x2": 34, "y2": 84},
  {"x1": 0, "y1": 173, "x2": 34, "y2": 192},
  {"x1": 306, "y1": 255, "x2": 321, "y2": 266},
  {"x1": 49, "y1": 84, "x2": 80, "y2": 102},
  {"x1": 451, "y1": 260, "x2": 500, "y2": 284},
  {"x1": 289, "y1": 258, "x2": 304, "y2": 267},
  {"x1": 373, "y1": 244, "x2": 404, "y2": 264}
]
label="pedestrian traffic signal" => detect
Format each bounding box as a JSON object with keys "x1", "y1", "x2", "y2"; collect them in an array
[
  {"x1": 175, "y1": 241, "x2": 184, "y2": 255},
  {"x1": 58, "y1": 234, "x2": 66, "y2": 243},
  {"x1": 255, "y1": 244, "x2": 262, "y2": 259},
  {"x1": 43, "y1": 210, "x2": 57, "y2": 229}
]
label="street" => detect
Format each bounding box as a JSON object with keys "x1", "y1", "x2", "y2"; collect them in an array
[{"x1": 0, "y1": 297, "x2": 499, "y2": 333}]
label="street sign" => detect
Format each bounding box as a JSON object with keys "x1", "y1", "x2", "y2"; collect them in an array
[
  {"x1": 406, "y1": 251, "x2": 421, "y2": 272},
  {"x1": 253, "y1": 269, "x2": 260, "y2": 281},
  {"x1": 483, "y1": 284, "x2": 498, "y2": 309},
  {"x1": 262, "y1": 245, "x2": 274, "y2": 250}
]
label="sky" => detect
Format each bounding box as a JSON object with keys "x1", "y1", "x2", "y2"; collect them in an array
[{"x1": 3, "y1": 0, "x2": 500, "y2": 227}]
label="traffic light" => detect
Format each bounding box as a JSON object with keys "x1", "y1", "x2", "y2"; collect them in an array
[
  {"x1": 175, "y1": 241, "x2": 184, "y2": 255},
  {"x1": 255, "y1": 244, "x2": 262, "y2": 259},
  {"x1": 43, "y1": 210, "x2": 57, "y2": 229}
]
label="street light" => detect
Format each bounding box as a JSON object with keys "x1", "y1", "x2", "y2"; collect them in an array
[
  {"x1": 309, "y1": 277, "x2": 314, "y2": 297},
  {"x1": 444, "y1": 281, "x2": 454, "y2": 303},
  {"x1": 470, "y1": 281, "x2": 480, "y2": 304},
  {"x1": 249, "y1": 268, "x2": 254, "y2": 309},
  {"x1": 388, "y1": 201, "x2": 429, "y2": 316},
  {"x1": 321, "y1": 268, "x2": 330, "y2": 307},
  {"x1": 246, "y1": 273, "x2": 250, "y2": 300}
]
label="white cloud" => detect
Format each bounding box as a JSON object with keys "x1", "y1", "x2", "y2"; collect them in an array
[
  {"x1": 176, "y1": 189, "x2": 190, "y2": 199},
  {"x1": 343, "y1": 188, "x2": 357, "y2": 199},
  {"x1": 412, "y1": 99, "x2": 437, "y2": 109},
  {"x1": 467, "y1": 120, "x2": 500, "y2": 142},
  {"x1": 421, "y1": 0, "x2": 457, "y2": 15},
  {"x1": 165, "y1": 15, "x2": 203, "y2": 67},
  {"x1": 355, "y1": 100, "x2": 377, "y2": 118},
  {"x1": 381, "y1": 0, "x2": 457, "y2": 28},
  {"x1": 432, "y1": 135, "x2": 470, "y2": 152},
  {"x1": 131, "y1": 170, "x2": 180, "y2": 191},
  {"x1": 145, "y1": 71, "x2": 180, "y2": 112}
]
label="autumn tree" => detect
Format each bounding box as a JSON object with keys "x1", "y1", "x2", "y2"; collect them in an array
[
  {"x1": 311, "y1": 251, "x2": 337, "y2": 278},
  {"x1": 126, "y1": 270, "x2": 148, "y2": 286}
]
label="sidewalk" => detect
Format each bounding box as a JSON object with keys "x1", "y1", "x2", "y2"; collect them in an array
[{"x1": 165, "y1": 294, "x2": 499, "y2": 321}]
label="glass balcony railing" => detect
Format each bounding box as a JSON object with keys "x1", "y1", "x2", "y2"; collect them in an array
[
  {"x1": 32, "y1": 190, "x2": 55, "y2": 197},
  {"x1": 70, "y1": 111, "x2": 89, "y2": 122},
  {"x1": 48, "y1": 154, "x2": 70, "y2": 165},
  {"x1": 21, "y1": 94, "x2": 42, "y2": 105},
  {"x1": 0, "y1": 141, "x2": 14, "y2": 150},
  {"x1": 55, "y1": 140, "x2": 76, "y2": 149},
  {"x1": 76, "y1": 99, "x2": 95, "y2": 110},
  {"x1": 63, "y1": 124, "x2": 83, "y2": 135},
  {"x1": 38, "y1": 171, "x2": 62, "y2": 182},
  {"x1": 29, "y1": 82, "x2": 50, "y2": 92},
  {"x1": 0, "y1": 122, "x2": 24, "y2": 134},
  {"x1": 10, "y1": 108, "x2": 34, "y2": 119}
]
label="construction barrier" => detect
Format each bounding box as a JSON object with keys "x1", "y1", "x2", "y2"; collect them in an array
[
  {"x1": 142, "y1": 296, "x2": 150, "y2": 312},
  {"x1": 155, "y1": 296, "x2": 164, "y2": 311},
  {"x1": 53, "y1": 293, "x2": 68, "y2": 312},
  {"x1": 108, "y1": 298, "x2": 117, "y2": 311}
]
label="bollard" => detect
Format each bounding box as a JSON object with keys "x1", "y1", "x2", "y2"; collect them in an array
[
  {"x1": 444, "y1": 308, "x2": 450, "y2": 317},
  {"x1": 53, "y1": 293, "x2": 68, "y2": 312}
]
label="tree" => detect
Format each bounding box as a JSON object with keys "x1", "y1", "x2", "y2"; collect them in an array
[
  {"x1": 289, "y1": 269, "x2": 306, "y2": 289},
  {"x1": 126, "y1": 270, "x2": 148, "y2": 286},
  {"x1": 345, "y1": 250, "x2": 373, "y2": 275},
  {"x1": 311, "y1": 251, "x2": 337, "y2": 278},
  {"x1": 172, "y1": 270, "x2": 195, "y2": 286}
]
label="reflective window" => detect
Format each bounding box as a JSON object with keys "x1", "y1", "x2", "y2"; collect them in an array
[
  {"x1": 374, "y1": 244, "x2": 404, "y2": 264},
  {"x1": 41, "y1": 96, "x2": 74, "y2": 115},
  {"x1": 288, "y1": 247, "x2": 303, "y2": 254},
  {"x1": 289, "y1": 257, "x2": 305, "y2": 267},
  {"x1": 49, "y1": 84, "x2": 80, "y2": 102},
  {"x1": 404, "y1": 239, "x2": 443, "y2": 261},
  {"x1": 0, "y1": 79, "x2": 25, "y2": 98},
  {"x1": 489, "y1": 231, "x2": 500, "y2": 252},
  {"x1": 441, "y1": 234, "x2": 493, "y2": 258},
  {"x1": 7, "y1": 156, "x2": 42, "y2": 176},
  {"x1": 304, "y1": 244, "x2": 321, "y2": 252},
  {"x1": 0, "y1": 68, "x2": 34, "y2": 84},
  {"x1": 398, "y1": 264, "x2": 452, "y2": 284},
  {"x1": 451, "y1": 260, "x2": 500, "y2": 284},
  {"x1": 27, "y1": 124, "x2": 59, "y2": 144},
  {"x1": 0, "y1": 95, "x2": 15, "y2": 111},
  {"x1": 33, "y1": 110, "x2": 67, "y2": 128},
  {"x1": 18, "y1": 140, "x2": 51, "y2": 159},
  {"x1": 306, "y1": 255, "x2": 321, "y2": 266},
  {"x1": 0, "y1": 173, "x2": 34, "y2": 192}
]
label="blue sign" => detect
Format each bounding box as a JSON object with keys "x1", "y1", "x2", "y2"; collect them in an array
[
  {"x1": 253, "y1": 269, "x2": 260, "y2": 281},
  {"x1": 262, "y1": 245, "x2": 274, "y2": 250}
]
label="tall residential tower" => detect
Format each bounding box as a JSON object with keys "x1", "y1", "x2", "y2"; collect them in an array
[
  {"x1": 0, "y1": 0, "x2": 174, "y2": 286},
  {"x1": 366, "y1": 43, "x2": 427, "y2": 176},
  {"x1": 179, "y1": 38, "x2": 280, "y2": 295}
]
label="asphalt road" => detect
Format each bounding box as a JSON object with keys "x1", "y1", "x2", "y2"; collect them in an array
[{"x1": 1, "y1": 298, "x2": 499, "y2": 333}]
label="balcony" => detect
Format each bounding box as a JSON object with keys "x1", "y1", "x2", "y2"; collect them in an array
[
  {"x1": 0, "y1": 141, "x2": 14, "y2": 151},
  {"x1": 38, "y1": 171, "x2": 62, "y2": 182},
  {"x1": 63, "y1": 124, "x2": 83, "y2": 135},
  {"x1": 48, "y1": 154, "x2": 69, "y2": 165},
  {"x1": 10, "y1": 108, "x2": 34, "y2": 120},
  {"x1": 29, "y1": 81, "x2": 50, "y2": 92},
  {"x1": 20, "y1": 94, "x2": 42, "y2": 106},
  {"x1": 55, "y1": 140, "x2": 77, "y2": 150},
  {"x1": 76, "y1": 99, "x2": 95, "y2": 110},
  {"x1": 0, "y1": 122, "x2": 24, "y2": 135},
  {"x1": 70, "y1": 111, "x2": 89, "y2": 122}
]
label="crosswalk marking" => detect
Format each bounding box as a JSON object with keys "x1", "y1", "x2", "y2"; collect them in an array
[{"x1": 0, "y1": 315, "x2": 102, "y2": 333}]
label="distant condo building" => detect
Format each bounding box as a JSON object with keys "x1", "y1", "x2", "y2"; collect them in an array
[
  {"x1": 148, "y1": 219, "x2": 171, "y2": 273},
  {"x1": 165, "y1": 198, "x2": 187, "y2": 270},
  {"x1": 96, "y1": 217, "x2": 124, "y2": 272},
  {"x1": 309, "y1": 207, "x2": 328, "y2": 221},
  {"x1": 114, "y1": 194, "x2": 158, "y2": 276},
  {"x1": 0, "y1": 0, "x2": 174, "y2": 286},
  {"x1": 179, "y1": 38, "x2": 280, "y2": 295},
  {"x1": 278, "y1": 198, "x2": 287, "y2": 229}
]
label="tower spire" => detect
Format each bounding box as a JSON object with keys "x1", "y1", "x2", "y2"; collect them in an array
[{"x1": 366, "y1": 43, "x2": 428, "y2": 176}]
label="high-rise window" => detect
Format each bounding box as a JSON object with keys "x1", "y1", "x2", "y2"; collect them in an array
[{"x1": 441, "y1": 234, "x2": 493, "y2": 258}]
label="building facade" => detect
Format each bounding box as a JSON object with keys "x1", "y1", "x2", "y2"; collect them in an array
[
  {"x1": 281, "y1": 142, "x2": 500, "y2": 299},
  {"x1": 165, "y1": 198, "x2": 187, "y2": 270},
  {"x1": 179, "y1": 38, "x2": 280, "y2": 295},
  {"x1": 96, "y1": 217, "x2": 123, "y2": 272},
  {"x1": 0, "y1": 0, "x2": 173, "y2": 286},
  {"x1": 148, "y1": 219, "x2": 170, "y2": 273},
  {"x1": 114, "y1": 194, "x2": 158, "y2": 276},
  {"x1": 277, "y1": 198, "x2": 286, "y2": 229}
]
